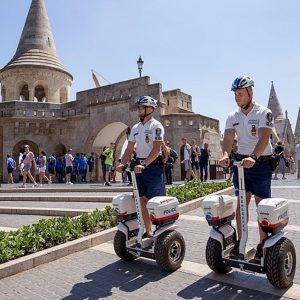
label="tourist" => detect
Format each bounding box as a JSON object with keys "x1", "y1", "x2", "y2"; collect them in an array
[
  {"x1": 102, "y1": 143, "x2": 115, "y2": 186},
  {"x1": 64, "y1": 149, "x2": 74, "y2": 184},
  {"x1": 47, "y1": 153, "x2": 56, "y2": 183},
  {"x1": 39, "y1": 151, "x2": 51, "y2": 186},
  {"x1": 19, "y1": 145, "x2": 38, "y2": 188},
  {"x1": 199, "y1": 143, "x2": 210, "y2": 182},
  {"x1": 181, "y1": 137, "x2": 196, "y2": 182},
  {"x1": 191, "y1": 139, "x2": 201, "y2": 180},
  {"x1": 273, "y1": 141, "x2": 287, "y2": 180},
  {"x1": 87, "y1": 152, "x2": 95, "y2": 182},
  {"x1": 6, "y1": 154, "x2": 16, "y2": 184}
]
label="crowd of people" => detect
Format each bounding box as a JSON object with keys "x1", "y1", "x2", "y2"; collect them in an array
[{"x1": 6, "y1": 147, "x2": 98, "y2": 187}]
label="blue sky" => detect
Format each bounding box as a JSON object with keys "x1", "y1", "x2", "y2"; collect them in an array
[{"x1": 0, "y1": 0, "x2": 299, "y2": 133}]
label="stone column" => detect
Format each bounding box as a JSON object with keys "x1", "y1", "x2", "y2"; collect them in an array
[
  {"x1": 0, "y1": 127, "x2": 3, "y2": 183},
  {"x1": 29, "y1": 88, "x2": 34, "y2": 102}
]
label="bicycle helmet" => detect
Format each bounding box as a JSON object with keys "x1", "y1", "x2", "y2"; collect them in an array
[
  {"x1": 135, "y1": 96, "x2": 158, "y2": 109},
  {"x1": 231, "y1": 76, "x2": 254, "y2": 91}
]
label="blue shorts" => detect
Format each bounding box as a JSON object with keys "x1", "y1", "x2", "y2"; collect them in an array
[
  {"x1": 233, "y1": 160, "x2": 272, "y2": 199},
  {"x1": 136, "y1": 164, "x2": 164, "y2": 199}
]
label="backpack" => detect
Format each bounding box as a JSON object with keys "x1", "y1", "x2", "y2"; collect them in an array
[{"x1": 169, "y1": 149, "x2": 178, "y2": 163}]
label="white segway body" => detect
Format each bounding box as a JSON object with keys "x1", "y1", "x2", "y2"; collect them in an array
[
  {"x1": 202, "y1": 161, "x2": 296, "y2": 289},
  {"x1": 113, "y1": 163, "x2": 185, "y2": 272}
]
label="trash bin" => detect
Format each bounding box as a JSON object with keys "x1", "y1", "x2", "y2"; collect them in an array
[{"x1": 209, "y1": 163, "x2": 217, "y2": 180}]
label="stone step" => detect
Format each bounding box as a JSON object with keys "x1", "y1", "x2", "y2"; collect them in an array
[{"x1": 0, "y1": 194, "x2": 116, "y2": 202}]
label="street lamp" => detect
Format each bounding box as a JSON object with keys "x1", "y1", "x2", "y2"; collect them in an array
[{"x1": 137, "y1": 56, "x2": 144, "y2": 78}]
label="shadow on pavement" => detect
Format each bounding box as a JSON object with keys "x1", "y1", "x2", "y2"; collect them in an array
[
  {"x1": 177, "y1": 275, "x2": 283, "y2": 300},
  {"x1": 62, "y1": 259, "x2": 171, "y2": 299}
]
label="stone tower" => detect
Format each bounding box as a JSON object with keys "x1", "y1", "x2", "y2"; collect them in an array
[
  {"x1": 0, "y1": 0, "x2": 72, "y2": 103},
  {"x1": 295, "y1": 108, "x2": 300, "y2": 144},
  {"x1": 267, "y1": 82, "x2": 295, "y2": 155}
]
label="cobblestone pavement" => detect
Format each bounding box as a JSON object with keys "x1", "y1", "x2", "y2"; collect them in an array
[
  {"x1": 0, "y1": 250, "x2": 287, "y2": 300},
  {"x1": 0, "y1": 175, "x2": 299, "y2": 299}
]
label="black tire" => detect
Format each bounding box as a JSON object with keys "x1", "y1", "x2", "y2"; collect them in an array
[
  {"x1": 206, "y1": 237, "x2": 231, "y2": 274},
  {"x1": 265, "y1": 237, "x2": 296, "y2": 288},
  {"x1": 113, "y1": 230, "x2": 136, "y2": 261},
  {"x1": 155, "y1": 230, "x2": 185, "y2": 272}
]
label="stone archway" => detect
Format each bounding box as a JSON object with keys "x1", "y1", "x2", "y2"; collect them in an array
[
  {"x1": 87, "y1": 122, "x2": 130, "y2": 182},
  {"x1": 54, "y1": 144, "x2": 67, "y2": 156}
]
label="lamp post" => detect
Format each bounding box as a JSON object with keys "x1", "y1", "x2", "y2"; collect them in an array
[{"x1": 137, "y1": 56, "x2": 144, "y2": 78}]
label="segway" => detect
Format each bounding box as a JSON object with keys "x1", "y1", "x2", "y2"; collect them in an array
[
  {"x1": 202, "y1": 161, "x2": 296, "y2": 288},
  {"x1": 112, "y1": 160, "x2": 185, "y2": 271}
]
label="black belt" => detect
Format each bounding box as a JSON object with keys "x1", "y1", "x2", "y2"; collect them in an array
[
  {"x1": 234, "y1": 153, "x2": 272, "y2": 162},
  {"x1": 136, "y1": 157, "x2": 163, "y2": 166}
]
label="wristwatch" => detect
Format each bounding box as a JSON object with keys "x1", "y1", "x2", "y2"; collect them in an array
[{"x1": 249, "y1": 153, "x2": 257, "y2": 161}]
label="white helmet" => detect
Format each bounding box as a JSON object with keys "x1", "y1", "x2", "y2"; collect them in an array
[
  {"x1": 135, "y1": 96, "x2": 158, "y2": 109},
  {"x1": 231, "y1": 76, "x2": 254, "y2": 91}
]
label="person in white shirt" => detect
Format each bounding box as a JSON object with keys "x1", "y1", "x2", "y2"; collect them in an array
[
  {"x1": 219, "y1": 75, "x2": 273, "y2": 260},
  {"x1": 296, "y1": 141, "x2": 300, "y2": 179},
  {"x1": 117, "y1": 96, "x2": 165, "y2": 238},
  {"x1": 64, "y1": 149, "x2": 74, "y2": 185},
  {"x1": 181, "y1": 137, "x2": 196, "y2": 182}
]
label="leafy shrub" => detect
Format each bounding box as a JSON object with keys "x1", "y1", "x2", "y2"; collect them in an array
[
  {"x1": 0, "y1": 206, "x2": 117, "y2": 264},
  {"x1": 167, "y1": 180, "x2": 233, "y2": 203}
]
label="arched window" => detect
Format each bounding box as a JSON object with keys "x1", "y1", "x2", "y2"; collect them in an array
[
  {"x1": 20, "y1": 84, "x2": 29, "y2": 101},
  {"x1": 34, "y1": 85, "x2": 46, "y2": 102}
]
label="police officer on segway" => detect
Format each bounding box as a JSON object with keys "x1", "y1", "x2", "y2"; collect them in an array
[
  {"x1": 219, "y1": 75, "x2": 274, "y2": 260},
  {"x1": 117, "y1": 95, "x2": 165, "y2": 238}
]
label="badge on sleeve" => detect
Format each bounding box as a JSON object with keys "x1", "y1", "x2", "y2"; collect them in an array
[
  {"x1": 266, "y1": 112, "x2": 273, "y2": 126},
  {"x1": 155, "y1": 127, "x2": 162, "y2": 141}
]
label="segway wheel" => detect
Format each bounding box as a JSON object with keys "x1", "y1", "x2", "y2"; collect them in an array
[
  {"x1": 206, "y1": 237, "x2": 232, "y2": 274},
  {"x1": 265, "y1": 237, "x2": 296, "y2": 288},
  {"x1": 154, "y1": 230, "x2": 185, "y2": 272},
  {"x1": 113, "y1": 230, "x2": 136, "y2": 261}
]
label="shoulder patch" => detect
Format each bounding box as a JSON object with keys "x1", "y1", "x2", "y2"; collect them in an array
[
  {"x1": 266, "y1": 112, "x2": 273, "y2": 122},
  {"x1": 155, "y1": 128, "x2": 162, "y2": 136}
]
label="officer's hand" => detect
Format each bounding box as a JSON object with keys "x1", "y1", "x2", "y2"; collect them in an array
[
  {"x1": 219, "y1": 155, "x2": 230, "y2": 167},
  {"x1": 242, "y1": 157, "x2": 255, "y2": 168},
  {"x1": 134, "y1": 165, "x2": 145, "y2": 174},
  {"x1": 116, "y1": 164, "x2": 124, "y2": 173}
]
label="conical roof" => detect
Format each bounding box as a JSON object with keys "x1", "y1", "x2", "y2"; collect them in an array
[
  {"x1": 267, "y1": 81, "x2": 284, "y2": 120},
  {"x1": 1, "y1": 0, "x2": 72, "y2": 78}
]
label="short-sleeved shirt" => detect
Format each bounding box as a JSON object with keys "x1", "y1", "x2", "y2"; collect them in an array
[
  {"x1": 64, "y1": 153, "x2": 74, "y2": 167},
  {"x1": 7, "y1": 158, "x2": 15, "y2": 169},
  {"x1": 225, "y1": 102, "x2": 273, "y2": 156},
  {"x1": 104, "y1": 147, "x2": 114, "y2": 166},
  {"x1": 23, "y1": 151, "x2": 34, "y2": 166},
  {"x1": 79, "y1": 157, "x2": 87, "y2": 170},
  {"x1": 128, "y1": 117, "x2": 164, "y2": 158},
  {"x1": 183, "y1": 143, "x2": 191, "y2": 161},
  {"x1": 40, "y1": 155, "x2": 47, "y2": 168},
  {"x1": 48, "y1": 156, "x2": 56, "y2": 168}
]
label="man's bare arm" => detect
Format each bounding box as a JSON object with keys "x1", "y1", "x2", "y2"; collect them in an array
[
  {"x1": 121, "y1": 141, "x2": 135, "y2": 165},
  {"x1": 222, "y1": 129, "x2": 236, "y2": 157}
]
